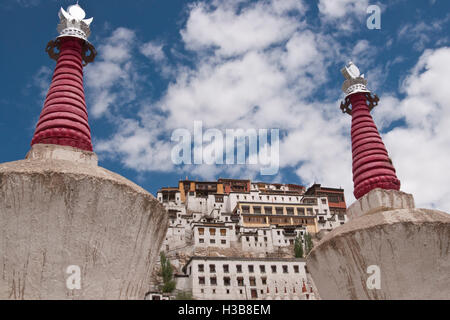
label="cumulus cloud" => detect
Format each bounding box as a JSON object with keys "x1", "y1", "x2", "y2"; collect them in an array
[
  {"x1": 85, "y1": 28, "x2": 140, "y2": 118},
  {"x1": 318, "y1": 0, "x2": 369, "y2": 19},
  {"x1": 181, "y1": 0, "x2": 304, "y2": 57},
  {"x1": 140, "y1": 42, "x2": 165, "y2": 62},
  {"x1": 88, "y1": 1, "x2": 450, "y2": 212},
  {"x1": 382, "y1": 47, "x2": 450, "y2": 210},
  {"x1": 93, "y1": 0, "x2": 355, "y2": 201}
]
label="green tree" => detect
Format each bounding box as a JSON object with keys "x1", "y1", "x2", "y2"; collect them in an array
[
  {"x1": 159, "y1": 252, "x2": 176, "y2": 293},
  {"x1": 175, "y1": 291, "x2": 195, "y2": 300},
  {"x1": 304, "y1": 233, "x2": 314, "y2": 256},
  {"x1": 294, "y1": 235, "x2": 304, "y2": 258}
]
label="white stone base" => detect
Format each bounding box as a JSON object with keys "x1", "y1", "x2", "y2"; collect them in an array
[
  {"x1": 306, "y1": 189, "x2": 450, "y2": 300},
  {"x1": 0, "y1": 156, "x2": 168, "y2": 300},
  {"x1": 347, "y1": 188, "x2": 415, "y2": 220},
  {"x1": 26, "y1": 144, "x2": 98, "y2": 166}
]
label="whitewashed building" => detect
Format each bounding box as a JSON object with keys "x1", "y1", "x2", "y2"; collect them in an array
[{"x1": 178, "y1": 257, "x2": 316, "y2": 300}]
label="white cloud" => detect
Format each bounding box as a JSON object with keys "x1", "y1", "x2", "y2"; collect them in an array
[
  {"x1": 94, "y1": 0, "x2": 354, "y2": 201},
  {"x1": 85, "y1": 28, "x2": 140, "y2": 118},
  {"x1": 32, "y1": 66, "x2": 52, "y2": 98},
  {"x1": 140, "y1": 41, "x2": 165, "y2": 62},
  {"x1": 89, "y1": 1, "x2": 450, "y2": 213},
  {"x1": 382, "y1": 47, "x2": 450, "y2": 211},
  {"x1": 181, "y1": 0, "x2": 304, "y2": 57},
  {"x1": 397, "y1": 14, "x2": 450, "y2": 51},
  {"x1": 318, "y1": 0, "x2": 369, "y2": 19}
]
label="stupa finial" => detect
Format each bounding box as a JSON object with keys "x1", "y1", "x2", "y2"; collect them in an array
[{"x1": 57, "y1": 3, "x2": 93, "y2": 41}]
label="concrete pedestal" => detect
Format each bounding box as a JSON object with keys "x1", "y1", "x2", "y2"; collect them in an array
[
  {"x1": 0, "y1": 144, "x2": 168, "y2": 300},
  {"x1": 306, "y1": 188, "x2": 450, "y2": 300}
]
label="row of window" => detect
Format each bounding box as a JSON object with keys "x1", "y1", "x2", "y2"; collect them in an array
[
  {"x1": 198, "y1": 287, "x2": 304, "y2": 297},
  {"x1": 197, "y1": 228, "x2": 227, "y2": 236},
  {"x1": 237, "y1": 195, "x2": 302, "y2": 202},
  {"x1": 199, "y1": 276, "x2": 264, "y2": 286},
  {"x1": 197, "y1": 264, "x2": 301, "y2": 274},
  {"x1": 241, "y1": 206, "x2": 314, "y2": 216},
  {"x1": 198, "y1": 238, "x2": 227, "y2": 245},
  {"x1": 197, "y1": 276, "x2": 304, "y2": 295},
  {"x1": 243, "y1": 216, "x2": 311, "y2": 225}
]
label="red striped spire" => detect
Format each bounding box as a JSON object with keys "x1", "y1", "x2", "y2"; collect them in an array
[
  {"x1": 31, "y1": 4, "x2": 96, "y2": 152},
  {"x1": 340, "y1": 62, "x2": 400, "y2": 199}
]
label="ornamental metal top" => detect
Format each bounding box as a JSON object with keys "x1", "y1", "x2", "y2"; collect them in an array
[
  {"x1": 341, "y1": 61, "x2": 370, "y2": 97},
  {"x1": 57, "y1": 3, "x2": 93, "y2": 41}
]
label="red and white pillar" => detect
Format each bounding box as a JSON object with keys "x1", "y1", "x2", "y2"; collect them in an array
[
  {"x1": 341, "y1": 62, "x2": 400, "y2": 199},
  {"x1": 31, "y1": 4, "x2": 96, "y2": 152}
]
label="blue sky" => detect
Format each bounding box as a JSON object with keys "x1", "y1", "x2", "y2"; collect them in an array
[{"x1": 1, "y1": 0, "x2": 450, "y2": 211}]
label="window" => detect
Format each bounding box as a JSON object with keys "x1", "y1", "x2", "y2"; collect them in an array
[
  {"x1": 223, "y1": 264, "x2": 229, "y2": 273},
  {"x1": 249, "y1": 277, "x2": 256, "y2": 286},
  {"x1": 261, "y1": 277, "x2": 267, "y2": 285},
  {"x1": 236, "y1": 265, "x2": 242, "y2": 273},
  {"x1": 210, "y1": 277, "x2": 217, "y2": 285},
  {"x1": 220, "y1": 229, "x2": 227, "y2": 236},
  {"x1": 248, "y1": 265, "x2": 254, "y2": 273},
  {"x1": 321, "y1": 198, "x2": 327, "y2": 204},
  {"x1": 199, "y1": 277, "x2": 205, "y2": 285},
  {"x1": 294, "y1": 265, "x2": 299, "y2": 273},
  {"x1": 282, "y1": 265, "x2": 288, "y2": 274},
  {"x1": 237, "y1": 277, "x2": 244, "y2": 286},
  {"x1": 297, "y1": 207, "x2": 305, "y2": 215},
  {"x1": 226, "y1": 289, "x2": 230, "y2": 294},
  {"x1": 271, "y1": 265, "x2": 277, "y2": 273},
  {"x1": 286, "y1": 207, "x2": 294, "y2": 215},
  {"x1": 264, "y1": 206, "x2": 273, "y2": 214},
  {"x1": 198, "y1": 264, "x2": 204, "y2": 272},
  {"x1": 209, "y1": 264, "x2": 216, "y2": 273},
  {"x1": 307, "y1": 208, "x2": 313, "y2": 215},
  {"x1": 199, "y1": 238, "x2": 204, "y2": 244},
  {"x1": 209, "y1": 228, "x2": 216, "y2": 236},
  {"x1": 212, "y1": 289, "x2": 216, "y2": 294},
  {"x1": 221, "y1": 239, "x2": 226, "y2": 245},
  {"x1": 198, "y1": 228, "x2": 204, "y2": 235},
  {"x1": 260, "y1": 265, "x2": 266, "y2": 273},
  {"x1": 242, "y1": 206, "x2": 250, "y2": 214},
  {"x1": 210, "y1": 239, "x2": 216, "y2": 244},
  {"x1": 253, "y1": 206, "x2": 261, "y2": 214},
  {"x1": 224, "y1": 277, "x2": 231, "y2": 286},
  {"x1": 276, "y1": 207, "x2": 284, "y2": 215}
]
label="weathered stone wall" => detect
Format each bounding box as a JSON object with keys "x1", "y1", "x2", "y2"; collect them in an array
[
  {"x1": 307, "y1": 207, "x2": 450, "y2": 299},
  {"x1": 0, "y1": 156, "x2": 168, "y2": 300}
]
